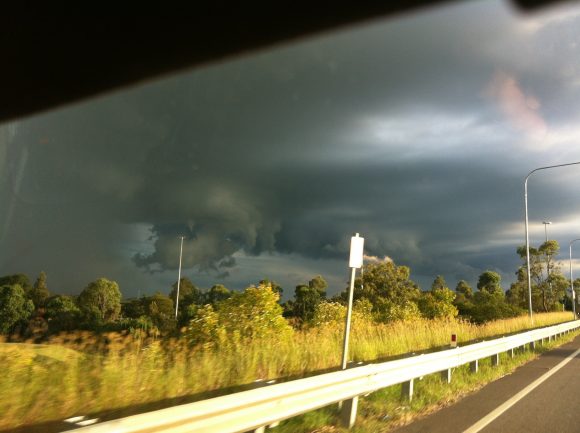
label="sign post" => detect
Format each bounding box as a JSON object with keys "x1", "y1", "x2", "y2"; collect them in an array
[
  {"x1": 341, "y1": 233, "x2": 364, "y2": 370},
  {"x1": 339, "y1": 233, "x2": 365, "y2": 428}
]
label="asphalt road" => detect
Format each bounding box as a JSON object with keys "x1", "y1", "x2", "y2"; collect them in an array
[{"x1": 393, "y1": 334, "x2": 580, "y2": 433}]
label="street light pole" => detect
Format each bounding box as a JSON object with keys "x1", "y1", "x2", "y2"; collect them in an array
[
  {"x1": 543, "y1": 221, "x2": 553, "y2": 300},
  {"x1": 524, "y1": 161, "x2": 580, "y2": 322},
  {"x1": 569, "y1": 239, "x2": 580, "y2": 318},
  {"x1": 174, "y1": 236, "x2": 184, "y2": 320},
  {"x1": 542, "y1": 221, "x2": 552, "y2": 244}
]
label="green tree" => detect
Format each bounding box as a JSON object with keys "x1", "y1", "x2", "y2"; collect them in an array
[
  {"x1": 259, "y1": 279, "x2": 283, "y2": 297},
  {"x1": 308, "y1": 276, "x2": 327, "y2": 293},
  {"x1": 374, "y1": 298, "x2": 422, "y2": 322},
  {"x1": 143, "y1": 292, "x2": 176, "y2": 333},
  {"x1": 455, "y1": 280, "x2": 473, "y2": 299},
  {"x1": 77, "y1": 278, "x2": 122, "y2": 326},
  {"x1": 311, "y1": 299, "x2": 375, "y2": 327},
  {"x1": 454, "y1": 280, "x2": 474, "y2": 317},
  {"x1": 121, "y1": 297, "x2": 147, "y2": 319},
  {"x1": 0, "y1": 284, "x2": 34, "y2": 334},
  {"x1": 216, "y1": 282, "x2": 292, "y2": 340},
  {"x1": 418, "y1": 277, "x2": 458, "y2": 319},
  {"x1": 516, "y1": 242, "x2": 566, "y2": 312},
  {"x1": 0, "y1": 274, "x2": 31, "y2": 293},
  {"x1": 29, "y1": 271, "x2": 50, "y2": 308},
  {"x1": 469, "y1": 290, "x2": 521, "y2": 324},
  {"x1": 45, "y1": 295, "x2": 81, "y2": 332},
  {"x1": 292, "y1": 276, "x2": 327, "y2": 324},
  {"x1": 186, "y1": 304, "x2": 225, "y2": 348},
  {"x1": 311, "y1": 301, "x2": 346, "y2": 326},
  {"x1": 203, "y1": 284, "x2": 232, "y2": 306},
  {"x1": 477, "y1": 271, "x2": 503, "y2": 295},
  {"x1": 431, "y1": 275, "x2": 447, "y2": 291},
  {"x1": 169, "y1": 277, "x2": 201, "y2": 306},
  {"x1": 350, "y1": 260, "x2": 421, "y2": 323},
  {"x1": 506, "y1": 267, "x2": 528, "y2": 309},
  {"x1": 292, "y1": 285, "x2": 320, "y2": 323}
]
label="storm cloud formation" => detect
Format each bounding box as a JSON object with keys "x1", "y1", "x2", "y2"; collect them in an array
[{"x1": 3, "y1": 0, "x2": 580, "y2": 295}]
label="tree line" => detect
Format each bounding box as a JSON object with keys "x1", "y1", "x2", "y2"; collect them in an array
[{"x1": 0, "y1": 239, "x2": 577, "y2": 339}]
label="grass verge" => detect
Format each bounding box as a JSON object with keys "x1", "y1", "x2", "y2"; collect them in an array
[
  {"x1": 273, "y1": 328, "x2": 580, "y2": 433},
  {"x1": 0, "y1": 312, "x2": 575, "y2": 430}
]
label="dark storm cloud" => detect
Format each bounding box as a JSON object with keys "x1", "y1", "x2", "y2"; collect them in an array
[{"x1": 3, "y1": 0, "x2": 580, "y2": 295}]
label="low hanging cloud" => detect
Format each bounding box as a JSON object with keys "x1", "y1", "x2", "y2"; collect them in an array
[{"x1": 363, "y1": 254, "x2": 392, "y2": 264}]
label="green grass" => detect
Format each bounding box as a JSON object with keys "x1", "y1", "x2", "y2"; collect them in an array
[{"x1": 0, "y1": 312, "x2": 575, "y2": 430}]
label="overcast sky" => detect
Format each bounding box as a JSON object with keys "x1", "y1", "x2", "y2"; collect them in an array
[{"x1": 3, "y1": 0, "x2": 580, "y2": 298}]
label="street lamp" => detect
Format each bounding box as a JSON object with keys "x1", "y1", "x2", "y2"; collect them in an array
[
  {"x1": 174, "y1": 236, "x2": 184, "y2": 320},
  {"x1": 524, "y1": 161, "x2": 580, "y2": 322},
  {"x1": 542, "y1": 221, "x2": 553, "y2": 300},
  {"x1": 542, "y1": 221, "x2": 552, "y2": 243},
  {"x1": 569, "y1": 239, "x2": 580, "y2": 318}
]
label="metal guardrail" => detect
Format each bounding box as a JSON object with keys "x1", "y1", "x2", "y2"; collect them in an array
[{"x1": 66, "y1": 319, "x2": 580, "y2": 433}]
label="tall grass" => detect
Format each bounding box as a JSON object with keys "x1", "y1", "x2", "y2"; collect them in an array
[{"x1": 0, "y1": 311, "x2": 572, "y2": 430}]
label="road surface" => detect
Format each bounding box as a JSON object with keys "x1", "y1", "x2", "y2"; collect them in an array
[{"x1": 393, "y1": 334, "x2": 580, "y2": 433}]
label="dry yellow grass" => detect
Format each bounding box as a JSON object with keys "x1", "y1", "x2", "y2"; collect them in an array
[{"x1": 0, "y1": 311, "x2": 572, "y2": 430}]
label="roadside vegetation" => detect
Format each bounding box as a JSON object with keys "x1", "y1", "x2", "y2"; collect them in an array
[
  {"x1": 0, "y1": 311, "x2": 573, "y2": 430},
  {"x1": 275, "y1": 329, "x2": 580, "y2": 433},
  {"x1": 0, "y1": 240, "x2": 578, "y2": 430}
]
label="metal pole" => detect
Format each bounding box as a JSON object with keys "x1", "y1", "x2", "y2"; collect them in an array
[
  {"x1": 174, "y1": 236, "x2": 184, "y2": 320},
  {"x1": 525, "y1": 178, "x2": 533, "y2": 322},
  {"x1": 341, "y1": 266, "x2": 357, "y2": 370},
  {"x1": 570, "y1": 239, "x2": 580, "y2": 318},
  {"x1": 543, "y1": 221, "x2": 553, "y2": 302},
  {"x1": 524, "y1": 161, "x2": 580, "y2": 323}
]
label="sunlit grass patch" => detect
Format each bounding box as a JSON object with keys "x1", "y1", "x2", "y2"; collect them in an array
[
  {"x1": 0, "y1": 312, "x2": 574, "y2": 430},
  {"x1": 275, "y1": 327, "x2": 579, "y2": 433}
]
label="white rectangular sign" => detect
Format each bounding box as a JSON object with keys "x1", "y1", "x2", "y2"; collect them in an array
[{"x1": 349, "y1": 234, "x2": 364, "y2": 269}]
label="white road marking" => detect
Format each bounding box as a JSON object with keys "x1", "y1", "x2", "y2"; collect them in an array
[
  {"x1": 64, "y1": 416, "x2": 86, "y2": 423},
  {"x1": 463, "y1": 347, "x2": 580, "y2": 433},
  {"x1": 76, "y1": 418, "x2": 99, "y2": 426}
]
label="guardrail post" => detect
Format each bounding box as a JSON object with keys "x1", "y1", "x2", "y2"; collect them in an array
[
  {"x1": 401, "y1": 379, "x2": 414, "y2": 401},
  {"x1": 491, "y1": 353, "x2": 499, "y2": 366},
  {"x1": 530, "y1": 341, "x2": 536, "y2": 350},
  {"x1": 509, "y1": 348, "x2": 515, "y2": 358},
  {"x1": 470, "y1": 360, "x2": 479, "y2": 373},
  {"x1": 441, "y1": 368, "x2": 452, "y2": 384},
  {"x1": 249, "y1": 379, "x2": 278, "y2": 431},
  {"x1": 340, "y1": 396, "x2": 358, "y2": 429}
]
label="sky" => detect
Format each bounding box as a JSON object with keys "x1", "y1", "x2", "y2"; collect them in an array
[{"x1": 3, "y1": 0, "x2": 580, "y2": 299}]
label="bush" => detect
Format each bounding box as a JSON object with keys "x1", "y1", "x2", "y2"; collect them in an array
[
  {"x1": 185, "y1": 282, "x2": 293, "y2": 347},
  {"x1": 418, "y1": 287, "x2": 458, "y2": 319},
  {"x1": 468, "y1": 291, "x2": 523, "y2": 324},
  {"x1": 373, "y1": 298, "x2": 422, "y2": 322},
  {"x1": 186, "y1": 305, "x2": 226, "y2": 348},
  {"x1": 0, "y1": 284, "x2": 34, "y2": 334},
  {"x1": 311, "y1": 299, "x2": 375, "y2": 328}
]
